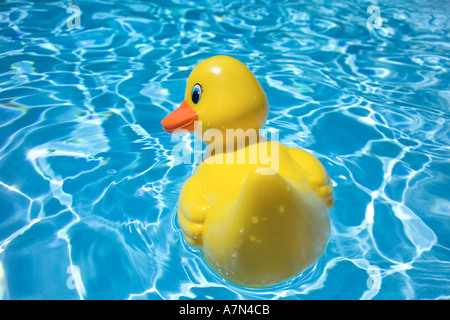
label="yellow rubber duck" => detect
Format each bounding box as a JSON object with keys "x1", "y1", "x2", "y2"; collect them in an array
[{"x1": 162, "y1": 55, "x2": 334, "y2": 288}]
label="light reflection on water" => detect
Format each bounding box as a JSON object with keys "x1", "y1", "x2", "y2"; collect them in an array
[{"x1": 0, "y1": 0, "x2": 449, "y2": 299}]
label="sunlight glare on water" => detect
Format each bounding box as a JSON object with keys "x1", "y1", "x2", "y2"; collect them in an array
[{"x1": 0, "y1": 0, "x2": 449, "y2": 299}]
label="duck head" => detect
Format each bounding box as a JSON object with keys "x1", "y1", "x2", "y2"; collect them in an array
[{"x1": 162, "y1": 56, "x2": 269, "y2": 144}]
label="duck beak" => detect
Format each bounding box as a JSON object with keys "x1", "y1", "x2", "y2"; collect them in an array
[{"x1": 161, "y1": 100, "x2": 198, "y2": 133}]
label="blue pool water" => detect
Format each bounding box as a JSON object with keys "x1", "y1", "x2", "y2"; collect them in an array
[{"x1": 0, "y1": 0, "x2": 449, "y2": 300}]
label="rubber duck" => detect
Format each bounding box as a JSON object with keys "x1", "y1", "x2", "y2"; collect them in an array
[{"x1": 161, "y1": 55, "x2": 334, "y2": 288}]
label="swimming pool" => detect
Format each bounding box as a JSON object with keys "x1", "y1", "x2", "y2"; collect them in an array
[{"x1": 0, "y1": 0, "x2": 449, "y2": 300}]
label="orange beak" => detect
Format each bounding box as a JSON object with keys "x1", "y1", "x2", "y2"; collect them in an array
[{"x1": 161, "y1": 100, "x2": 198, "y2": 133}]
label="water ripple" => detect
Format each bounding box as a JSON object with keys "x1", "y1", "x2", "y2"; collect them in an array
[{"x1": 0, "y1": 0, "x2": 449, "y2": 299}]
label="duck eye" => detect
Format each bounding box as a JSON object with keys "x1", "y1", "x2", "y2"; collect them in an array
[{"x1": 191, "y1": 83, "x2": 202, "y2": 104}]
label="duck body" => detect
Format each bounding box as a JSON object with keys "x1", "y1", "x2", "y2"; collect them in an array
[{"x1": 162, "y1": 56, "x2": 334, "y2": 287}]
